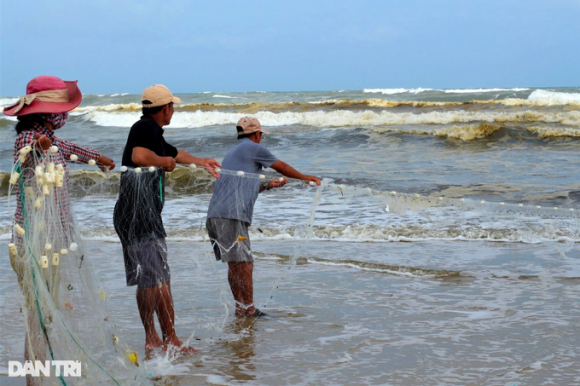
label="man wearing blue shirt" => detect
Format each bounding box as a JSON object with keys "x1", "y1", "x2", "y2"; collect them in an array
[{"x1": 206, "y1": 117, "x2": 320, "y2": 317}]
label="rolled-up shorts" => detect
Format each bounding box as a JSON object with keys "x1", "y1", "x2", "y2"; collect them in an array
[
  {"x1": 206, "y1": 218, "x2": 253, "y2": 263},
  {"x1": 122, "y1": 238, "x2": 171, "y2": 288}
]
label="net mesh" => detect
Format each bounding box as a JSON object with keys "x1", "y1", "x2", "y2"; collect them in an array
[
  {"x1": 5, "y1": 146, "x2": 580, "y2": 384},
  {"x1": 8, "y1": 148, "x2": 145, "y2": 385}
]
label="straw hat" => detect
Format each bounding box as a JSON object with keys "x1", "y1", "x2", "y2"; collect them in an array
[{"x1": 3, "y1": 75, "x2": 82, "y2": 116}]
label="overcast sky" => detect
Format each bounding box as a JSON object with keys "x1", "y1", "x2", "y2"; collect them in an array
[{"x1": 1, "y1": 0, "x2": 579, "y2": 95}]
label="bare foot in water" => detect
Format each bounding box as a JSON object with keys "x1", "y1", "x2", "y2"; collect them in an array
[
  {"x1": 235, "y1": 306, "x2": 256, "y2": 317},
  {"x1": 162, "y1": 339, "x2": 199, "y2": 354},
  {"x1": 145, "y1": 334, "x2": 163, "y2": 357},
  {"x1": 145, "y1": 334, "x2": 164, "y2": 350}
]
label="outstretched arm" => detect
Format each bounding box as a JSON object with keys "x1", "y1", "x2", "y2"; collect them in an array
[
  {"x1": 57, "y1": 137, "x2": 115, "y2": 171},
  {"x1": 132, "y1": 147, "x2": 176, "y2": 171},
  {"x1": 175, "y1": 150, "x2": 221, "y2": 178},
  {"x1": 269, "y1": 160, "x2": 320, "y2": 185}
]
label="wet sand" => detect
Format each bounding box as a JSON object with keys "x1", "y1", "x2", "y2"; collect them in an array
[{"x1": 2, "y1": 239, "x2": 580, "y2": 385}]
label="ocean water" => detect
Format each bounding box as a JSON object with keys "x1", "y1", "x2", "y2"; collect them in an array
[{"x1": 1, "y1": 87, "x2": 580, "y2": 385}]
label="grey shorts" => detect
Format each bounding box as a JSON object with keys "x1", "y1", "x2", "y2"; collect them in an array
[
  {"x1": 123, "y1": 239, "x2": 171, "y2": 288},
  {"x1": 206, "y1": 218, "x2": 253, "y2": 263}
]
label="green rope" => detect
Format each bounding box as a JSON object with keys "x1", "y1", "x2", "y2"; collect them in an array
[{"x1": 159, "y1": 176, "x2": 163, "y2": 202}]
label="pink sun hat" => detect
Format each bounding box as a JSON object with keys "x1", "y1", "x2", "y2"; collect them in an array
[{"x1": 3, "y1": 75, "x2": 82, "y2": 116}]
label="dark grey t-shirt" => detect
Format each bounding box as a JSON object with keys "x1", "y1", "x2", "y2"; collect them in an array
[{"x1": 207, "y1": 138, "x2": 278, "y2": 224}]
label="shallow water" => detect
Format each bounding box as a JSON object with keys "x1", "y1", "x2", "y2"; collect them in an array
[
  {"x1": 3, "y1": 238, "x2": 580, "y2": 385},
  {"x1": 1, "y1": 88, "x2": 580, "y2": 385}
]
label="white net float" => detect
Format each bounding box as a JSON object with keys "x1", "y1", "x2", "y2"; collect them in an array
[
  {"x1": 14, "y1": 224, "x2": 25, "y2": 236},
  {"x1": 69, "y1": 242, "x2": 78, "y2": 252},
  {"x1": 8, "y1": 244, "x2": 17, "y2": 258},
  {"x1": 55, "y1": 174, "x2": 64, "y2": 188},
  {"x1": 49, "y1": 146, "x2": 58, "y2": 154},
  {"x1": 70, "y1": 154, "x2": 78, "y2": 161},
  {"x1": 9, "y1": 172, "x2": 20, "y2": 185},
  {"x1": 88, "y1": 159, "x2": 96, "y2": 166},
  {"x1": 44, "y1": 172, "x2": 54, "y2": 184}
]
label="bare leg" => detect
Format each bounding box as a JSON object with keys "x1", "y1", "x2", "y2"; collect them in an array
[
  {"x1": 228, "y1": 262, "x2": 245, "y2": 315},
  {"x1": 228, "y1": 262, "x2": 255, "y2": 316},
  {"x1": 155, "y1": 283, "x2": 178, "y2": 345},
  {"x1": 136, "y1": 287, "x2": 163, "y2": 349},
  {"x1": 152, "y1": 282, "x2": 198, "y2": 354}
]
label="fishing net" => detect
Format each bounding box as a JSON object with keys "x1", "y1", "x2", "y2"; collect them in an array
[
  {"x1": 7, "y1": 146, "x2": 145, "y2": 385},
  {"x1": 111, "y1": 165, "x2": 321, "y2": 333},
  {"x1": 5, "y1": 143, "x2": 580, "y2": 385},
  {"x1": 5, "y1": 146, "x2": 321, "y2": 385}
]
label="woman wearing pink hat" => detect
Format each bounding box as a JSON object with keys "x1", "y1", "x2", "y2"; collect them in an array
[{"x1": 3, "y1": 75, "x2": 115, "y2": 374}]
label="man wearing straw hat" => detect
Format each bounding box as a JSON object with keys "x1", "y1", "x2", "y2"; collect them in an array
[
  {"x1": 114, "y1": 84, "x2": 220, "y2": 353},
  {"x1": 206, "y1": 116, "x2": 320, "y2": 317}
]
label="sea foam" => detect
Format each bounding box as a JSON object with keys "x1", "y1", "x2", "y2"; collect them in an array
[
  {"x1": 0, "y1": 97, "x2": 19, "y2": 107},
  {"x1": 527, "y1": 89, "x2": 580, "y2": 104},
  {"x1": 363, "y1": 88, "x2": 432, "y2": 94},
  {"x1": 443, "y1": 88, "x2": 530, "y2": 93},
  {"x1": 79, "y1": 109, "x2": 580, "y2": 128}
]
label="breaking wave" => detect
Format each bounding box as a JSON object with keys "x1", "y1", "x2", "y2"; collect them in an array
[
  {"x1": 76, "y1": 108, "x2": 580, "y2": 129},
  {"x1": 363, "y1": 88, "x2": 530, "y2": 95},
  {"x1": 0, "y1": 167, "x2": 215, "y2": 197},
  {"x1": 528, "y1": 89, "x2": 580, "y2": 104},
  {"x1": 69, "y1": 96, "x2": 580, "y2": 117}
]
